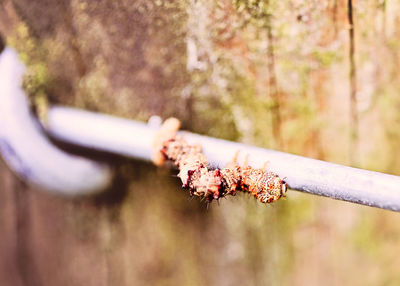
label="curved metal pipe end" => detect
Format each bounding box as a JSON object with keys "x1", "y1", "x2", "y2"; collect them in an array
[{"x1": 0, "y1": 47, "x2": 113, "y2": 196}]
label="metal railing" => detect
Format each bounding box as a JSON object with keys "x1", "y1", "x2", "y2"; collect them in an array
[
  {"x1": 47, "y1": 106, "x2": 400, "y2": 211},
  {"x1": 1, "y1": 45, "x2": 400, "y2": 211}
]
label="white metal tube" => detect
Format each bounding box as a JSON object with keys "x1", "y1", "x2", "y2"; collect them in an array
[
  {"x1": 47, "y1": 106, "x2": 400, "y2": 211},
  {"x1": 0, "y1": 48, "x2": 112, "y2": 195}
]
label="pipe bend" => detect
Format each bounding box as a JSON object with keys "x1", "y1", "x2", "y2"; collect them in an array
[{"x1": 0, "y1": 47, "x2": 113, "y2": 196}]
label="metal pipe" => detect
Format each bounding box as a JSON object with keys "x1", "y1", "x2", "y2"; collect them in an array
[
  {"x1": 0, "y1": 48, "x2": 112, "y2": 195},
  {"x1": 47, "y1": 106, "x2": 400, "y2": 211}
]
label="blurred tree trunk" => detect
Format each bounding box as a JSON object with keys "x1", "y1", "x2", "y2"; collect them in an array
[
  {"x1": 0, "y1": 1, "x2": 216, "y2": 285},
  {"x1": 2, "y1": 1, "x2": 400, "y2": 286}
]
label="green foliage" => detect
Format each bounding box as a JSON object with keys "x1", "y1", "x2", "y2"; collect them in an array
[
  {"x1": 312, "y1": 49, "x2": 341, "y2": 68},
  {"x1": 7, "y1": 23, "x2": 51, "y2": 121},
  {"x1": 8, "y1": 23, "x2": 51, "y2": 95}
]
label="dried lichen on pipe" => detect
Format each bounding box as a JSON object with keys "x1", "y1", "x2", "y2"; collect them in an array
[{"x1": 153, "y1": 118, "x2": 288, "y2": 204}]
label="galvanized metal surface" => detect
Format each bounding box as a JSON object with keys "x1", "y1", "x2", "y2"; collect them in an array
[
  {"x1": 0, "y1": 48, "x2": 112, "y2": 195},
  {"x1": 47, "y1": 106, "x2": 400, "y2": 211},
  {"x1": 1, "y1": 45, "x2": 399, "y2": 209}
]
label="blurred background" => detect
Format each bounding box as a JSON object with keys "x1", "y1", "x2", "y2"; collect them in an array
[{"x1": 1, "y1": 0, "x2": 400, "y2": 285}]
